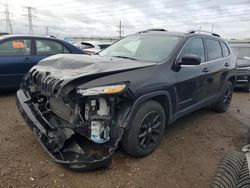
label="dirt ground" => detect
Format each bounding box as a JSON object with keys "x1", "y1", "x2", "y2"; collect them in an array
[{"x1": 0, "y1": 91, "x2": 249, "y2": 188}]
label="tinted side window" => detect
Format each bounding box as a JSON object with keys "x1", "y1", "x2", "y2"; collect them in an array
[
  {"x1": 0, "y1": 39, "x2": 31, "y2": 56},
  {"x1": 205, "y1": 39, "x2": 222, "y2": 61},
  {"x1": 220, "y1": 42, "x2": 230, "y2": 57},
  {"x1": 180, "y1": 38, "x2": 205, "y2": 62},
  {"x1": 36, "y1": 40, "x2": 69, "y2": 55}
]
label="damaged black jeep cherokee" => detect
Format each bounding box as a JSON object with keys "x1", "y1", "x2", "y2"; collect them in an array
[{"x1": 16, "y1": 29, "x2": 236, "y2": 171}]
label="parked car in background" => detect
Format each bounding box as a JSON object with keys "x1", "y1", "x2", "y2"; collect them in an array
[
  {"x1": 0, "y1": 35, "x2": 84, "y2": 89},
  {"x1": 0, "y1": 32, "x2": 9, "y2": 36},
  {"x1": 229, "y1": 40, "x2": 250, "y2": 91},
  {"x1": 73, "y1": 41, "x2": 111, "y2": 54}
]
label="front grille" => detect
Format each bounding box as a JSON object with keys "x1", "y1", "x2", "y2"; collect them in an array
[{"x1": 29, "y1": 69, "x2": 63, "y2": 96}]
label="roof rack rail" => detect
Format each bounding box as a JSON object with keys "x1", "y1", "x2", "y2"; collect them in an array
[
  {"x1": 187, "y1": 30, "x2": 220, "y2": 37},
  {"x1": 137, "y1": 28, "x2": 167, "y2": 33}
]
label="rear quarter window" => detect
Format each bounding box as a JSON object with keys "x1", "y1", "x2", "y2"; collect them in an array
[
  {"x1": 220, "y1": 42, "x2": 230, "y2": 57},
  {"x1": 205, "y1": 39, "x2": 223, "y2": 61}
]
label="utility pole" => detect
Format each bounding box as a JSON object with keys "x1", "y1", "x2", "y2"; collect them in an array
[
  {"x1": 198, "y1": 25, "x2": 202, "y2": 32},
  {"x1": 24, "y1": 6, "x2": 35, "y2": 35},
  {"x1": 46, "y1": 26, "x2": 49, "y2": 36},
  {"x1": 211, "y1": 24, "x2": 214, "y2": 32},
  {"x1": 1, "y1": 4, "x2": 13, "y2": 34},
  {"x1": 117, "y1": 20, "x2": 124, "y2": 38}
]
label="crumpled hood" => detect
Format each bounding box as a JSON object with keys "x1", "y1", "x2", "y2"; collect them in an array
[{"x1": 33, "y1": 54, "x2": 156, "y2": 80}]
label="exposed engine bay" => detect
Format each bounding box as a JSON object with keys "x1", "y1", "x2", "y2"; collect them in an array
[
  {"x1": 29, "y1": 89, "x2": 117, "y2": 151},
  {"x1": 48, "y1": 96, "x2": 113, "y2": 147}
]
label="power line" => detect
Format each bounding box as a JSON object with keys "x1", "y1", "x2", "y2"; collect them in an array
[
  {"x1": 1, "y1": 0, "x2": 250, "y2": 38},
  {"x1": 37, "y1": 0, "x2": 212, "y2": 15},
  {"x1": 35, "y1": 13, "x2": 250, "y2": 30},
  {"x1": 36, "y1": 0, "x2": 249, "y2": 17},
  {"x1": 9, "y1": 1, "x2": 250, "y2": 29},
  {"x1": 34, "y1": 11, "x2": 250, "y2": 27},
  {"x1": 32, "y1": 1, "x2": 250, "y2": 27}
]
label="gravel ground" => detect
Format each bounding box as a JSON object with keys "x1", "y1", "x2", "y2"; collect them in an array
[{"x1": 0, "y1": 91, "x2": 249, "y2": 188}]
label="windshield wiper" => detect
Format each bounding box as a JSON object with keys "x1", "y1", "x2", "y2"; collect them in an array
[{"x1": 112, "y1": 55, "x2": 138, "y2": 60}]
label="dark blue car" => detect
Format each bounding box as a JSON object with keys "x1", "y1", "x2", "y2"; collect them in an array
[{"x1": 0, "y1": 35, "x2": 84, "y2": 89}]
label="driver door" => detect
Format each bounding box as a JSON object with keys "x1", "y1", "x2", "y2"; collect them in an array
[{"x1": 175, "y1": 37, "x2": 208, "y2": 111}]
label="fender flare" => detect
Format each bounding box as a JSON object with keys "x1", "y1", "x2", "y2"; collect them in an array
[{"x1": 124, "y1": 90, "x2": 173, "y2": 130}]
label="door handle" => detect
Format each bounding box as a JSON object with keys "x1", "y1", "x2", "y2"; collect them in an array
[
  {"x1": 25, "y1": 57, "x2": 31, "y2": 62},
  {"x1": 24, "y1": 57, "x2": 33, "y2": 63},
  {"x1": 202, "y1": 68, "x2": 210, "y2": 73},
  {"x1": 224, "y1": 63, "x2": 229, "y2": 67}
]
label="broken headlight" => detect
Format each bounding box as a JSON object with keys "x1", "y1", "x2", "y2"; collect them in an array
[{"x1": 77, "y1": 84, "x2": 126, "y2": 96}]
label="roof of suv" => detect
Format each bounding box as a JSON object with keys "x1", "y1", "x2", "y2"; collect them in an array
[{"x1": 134, "y1": 29, "x2": 224, "y2": 41}]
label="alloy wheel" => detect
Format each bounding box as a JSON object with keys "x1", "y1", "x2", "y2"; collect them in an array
[
  {"x1": 223, "y1": 87, "x2": 233, "y2": 107},
  {"x1": 138, "y1": 111, "x2": 162, "y2": 150}
]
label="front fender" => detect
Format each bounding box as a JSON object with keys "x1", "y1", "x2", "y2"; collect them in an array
[{"x1": 115, "y1": 90, "x2": 173, "y2": 134}]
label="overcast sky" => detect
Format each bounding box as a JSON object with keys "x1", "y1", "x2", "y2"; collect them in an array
[{"x1": 0, "y1": 0, "x2": 250, "y2": 39}]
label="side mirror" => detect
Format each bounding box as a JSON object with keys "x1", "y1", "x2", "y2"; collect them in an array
[{"x1": 178, "y1": 54, "x2": 201, "y2": 66}]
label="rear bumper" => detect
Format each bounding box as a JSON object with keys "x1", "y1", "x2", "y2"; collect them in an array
[{"x1": 16, "y1": 89, "x2": 113, "y2": 171}]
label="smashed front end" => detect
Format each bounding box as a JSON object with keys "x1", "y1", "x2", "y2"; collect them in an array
[{"x1": 16, "y1": 68, "x2": 133, "y2": 171}]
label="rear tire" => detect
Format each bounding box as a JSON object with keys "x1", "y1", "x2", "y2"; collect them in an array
[
  {"x1": 121, "y1": 100, "x2": 166, "y2": 157},
  {"x1": 212, "y1": 81, "x2": 233, "y2": 113},
  {"x1": 212, "y1": 151, "x2": 250, "y2": 188}
]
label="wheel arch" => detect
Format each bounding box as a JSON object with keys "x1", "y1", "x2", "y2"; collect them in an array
[
  {"x1": 113, "y1": 90, "x2": 173, "y2": 150},
  {"x1": 228, "y1": 75, "x2": 236, "y2": 87},
  {"x1": 127, "y1": 90, "x2": 173, "y2": 129}
]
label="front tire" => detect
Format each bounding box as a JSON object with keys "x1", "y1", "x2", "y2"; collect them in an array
[
  {"x1": 212, "y1": 81, "x2": 233, "y2": 113},
  {"x1": 121, "y1": 100, "x2": 166, "y2": 157}
]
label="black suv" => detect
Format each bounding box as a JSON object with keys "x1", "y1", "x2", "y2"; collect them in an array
[{"x1": 16, "y1": 29, "x2": 236, "y2": 170}]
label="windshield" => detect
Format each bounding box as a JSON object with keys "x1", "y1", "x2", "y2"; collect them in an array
[
  {"x1": 99, "y1": 35, "x2": 181, "y2": 62},
  {"x1": 231, "y1": 46, "x2": 250, "y2": 59}
]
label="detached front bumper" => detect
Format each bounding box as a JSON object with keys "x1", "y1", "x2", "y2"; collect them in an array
[{"x1": 16, "y1": 89, "x2": 113, "y2": 171}]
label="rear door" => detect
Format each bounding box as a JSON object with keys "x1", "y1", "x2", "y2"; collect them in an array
[
  {"x1": 0, "y1": 38, "x2": 34, "y2": 88},
  {"x1": 34, "y1": 39, "x2": 70, "y2": 63},
  {"x1": 203, "y1": 39, "x2": 228, "y2": 97},
  {"x1": 175, "y1": 37, "x2": 208, "y2": 111}
]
